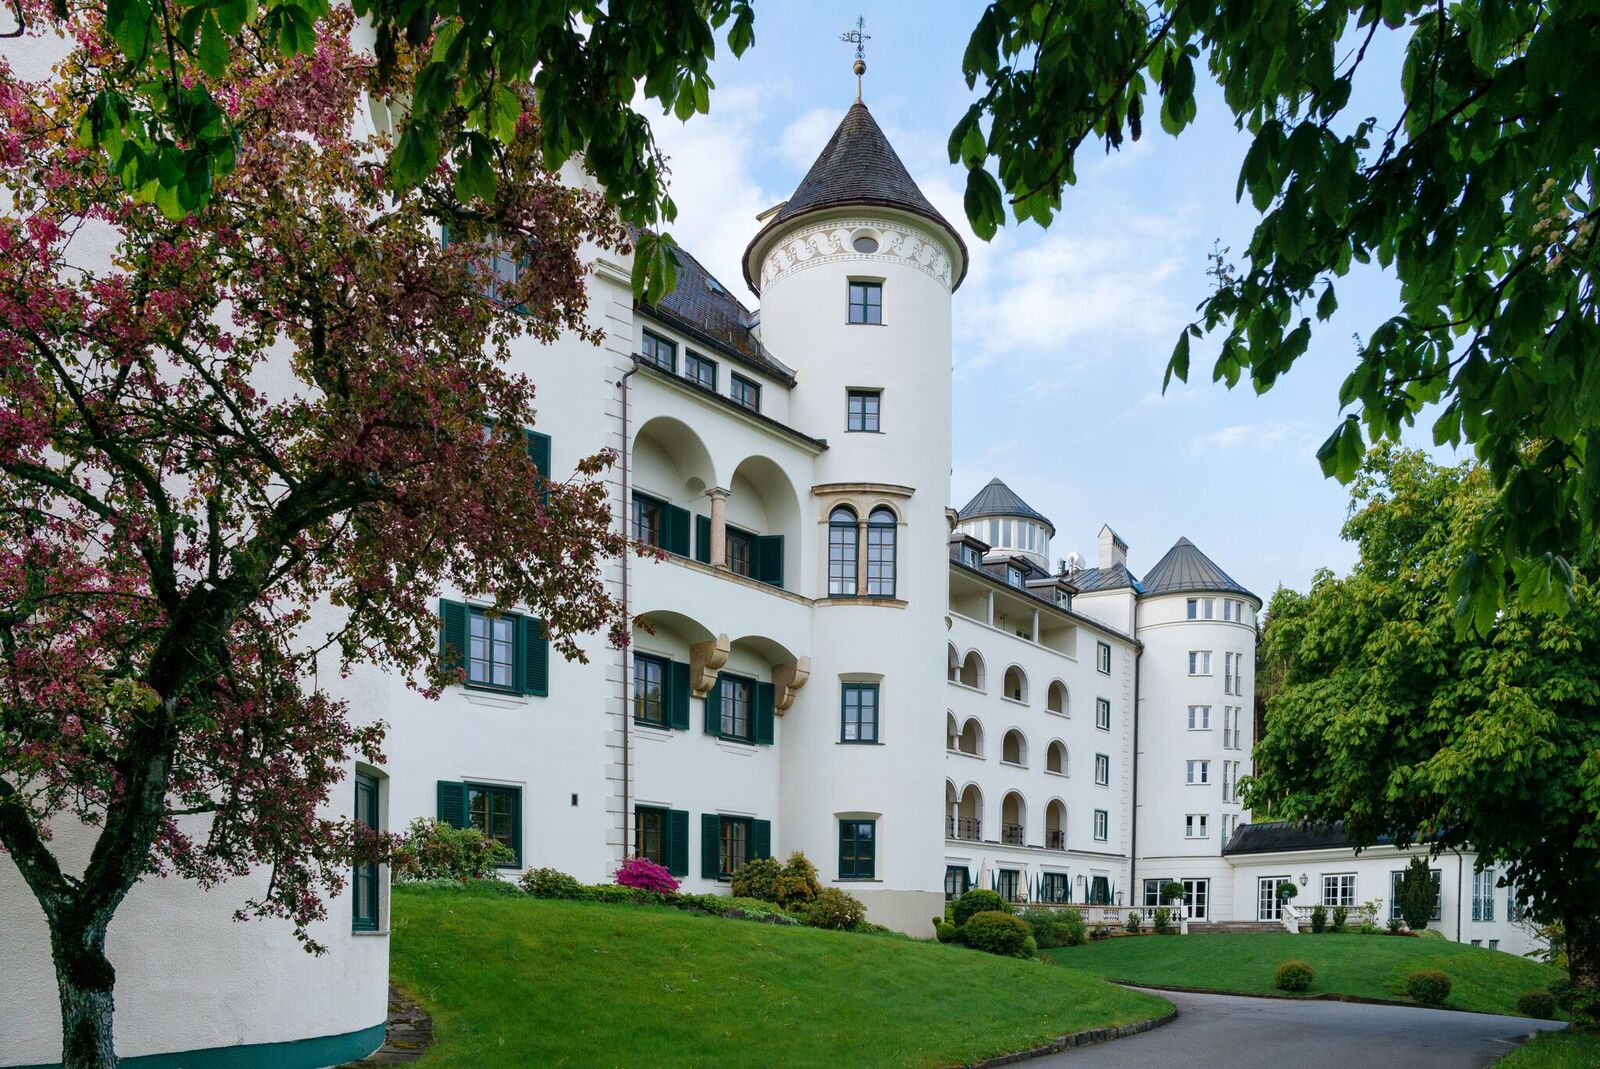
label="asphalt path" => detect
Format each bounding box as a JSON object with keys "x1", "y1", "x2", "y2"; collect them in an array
[{"x1": 1037, "y1": 988, "x2": 1566, "y2": 1068}]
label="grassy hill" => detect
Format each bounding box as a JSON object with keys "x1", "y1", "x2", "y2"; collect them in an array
[
  {"x1": 390, "y1": 884, "x2": 1169, "y2": 1068},
  {"x1": 1045, "y1": 931, "x2": 1566, "y2": 1017}
]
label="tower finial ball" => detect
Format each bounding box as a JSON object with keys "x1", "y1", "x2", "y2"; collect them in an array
[{"x1": 854, "y1": 58, "x2": 866, "y2": 77}]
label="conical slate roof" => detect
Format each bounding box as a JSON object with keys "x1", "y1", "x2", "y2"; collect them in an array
[
  {"x1": 742, "y1": 100, "x2": 968, "y2": 291},
  {"x1": 957, "y1": 477, "x2": 1055, "y2": 534},
  {"x1": 1141, "y1": 537, "x2": 1256, "y2": 601}
]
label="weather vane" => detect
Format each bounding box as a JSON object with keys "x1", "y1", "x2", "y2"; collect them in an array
[{"x1": 839, "y1": 16, "x2": 871, "y2": 100}]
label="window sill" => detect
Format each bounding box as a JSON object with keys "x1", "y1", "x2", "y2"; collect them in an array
[
  {"x1": 352, "y1": 928, "x2": 390, "y2": 937},
  {"x1": 461, "y1": 689, "x2": 532, "y2": 709},
  {"x1": 1044, "y1": 769, "x2": 1067, "y2": 778},
  {"x1": 715, "y1": 739, "x2": 759, "y2": 756},
  {"x1": 945, "y1": 680, "x2": 985, "y2": 695},
  {"x1": 999, "y1": 760, "x2": 1026, "y2": 770},
  {"x1": 819, "y1": 595, "x2": 907, "y2": 608},
  {"x1": 838, "y1": 740, "x2": 882, "y2": 746},
  {"x1": 947, "y1": 748, "x2": 982, "y2": 760},
  {"x1": 836, "y1": 877, "x2": 882, "y2": 883},
  {"x1": 1001, "y1": 696, "x2": 1028, "y2": 707},
  {"x1": 844, "y1": 429, "x2": 885, "y2": 435}
]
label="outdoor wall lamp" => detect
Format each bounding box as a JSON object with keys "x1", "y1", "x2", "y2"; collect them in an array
[{"x1": 1299, "y1": 873, "x2": 1309, "y2": 886}]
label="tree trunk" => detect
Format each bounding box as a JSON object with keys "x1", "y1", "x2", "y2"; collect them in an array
[
  {"x1": 1566, "y1": 911, "x2": 1600, "y2": 1030},
  {"x1": 49, "y1": 910, "x2": 118, "y2": 1069}
]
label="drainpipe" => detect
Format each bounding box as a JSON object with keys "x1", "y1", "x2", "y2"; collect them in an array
[
  {"x1": 1128, "y1": 598, "x2": 1142, "y2": 915},
  {"x1": 619, "y1": 363, "x2": 638, "y2": 861},
  {"x1": 1454, "y1": 848, "x2": 1465, "y2": 943}
]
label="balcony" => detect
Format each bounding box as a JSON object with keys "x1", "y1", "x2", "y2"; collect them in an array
[
  {"x1": 1001, "y1": 822, "x2": 1025, "y2": 846},
  {"x1": 946, "y1": 816, "x2": 981, "y2": 841},
  {"x1": 1046, "y1": 829, "x2": 1065, "y2": 851}
]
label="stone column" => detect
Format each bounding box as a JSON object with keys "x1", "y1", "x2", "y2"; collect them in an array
[{"x1": 708, "y1": 487, "x2": 729, "y2": 568}]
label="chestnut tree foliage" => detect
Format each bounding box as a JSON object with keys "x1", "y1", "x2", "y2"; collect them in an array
[
  {"x1": 0, "y1": 9, "x2": 627, "y2": 1066},
  {"x1": 1252, "y1": 448, "x2": 1600, "y2": 1023}
]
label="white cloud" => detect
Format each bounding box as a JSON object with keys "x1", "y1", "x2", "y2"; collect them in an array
[
  {"x1": 777, "y1": 108, "x2": 839, "y2": 170},
  {"x1": 1190, "y1": 422, "x2": 1313, "y2": 453}
]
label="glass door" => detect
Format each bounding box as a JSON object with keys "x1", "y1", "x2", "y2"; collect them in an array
[
  {"x1": 1184, "y1": 878, "x2": 1209, "y2": 921},
  {"x1": 1258, "y1": 876, "x2": 1286, "y2": 921}
]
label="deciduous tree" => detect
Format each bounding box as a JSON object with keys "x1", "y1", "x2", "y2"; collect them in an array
[
  {"x1": 0, "y1": 10, "x2": 627, "y2": 1067},
  {"x1": 1251, "y1": 447, "x2": 1600, "y2": 1025}
]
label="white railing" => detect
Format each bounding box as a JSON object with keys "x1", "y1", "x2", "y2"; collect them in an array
[
  {"x1": 1024, "y1": 901, "x2": 1189, "y2": 934},
  {"x1": 1280, "y1": 902, "x2": 1381, "y2": 932}
]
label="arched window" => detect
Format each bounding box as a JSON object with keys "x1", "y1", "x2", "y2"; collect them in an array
[
  {"x1": 828, "y1": 506, "x2": 858, "y2": 596},
  {"x1": 946, "y1": 643, "x2": 960, "y2": 682},
  {"x1": 959, "y1": 651, "x2": 985, "y2": 690},
  {"x1": 1003, "y1": 665, "x2": 1028, "y2": 703},
  {"x1": 1046, "y1": 740, "x2": 1067, "y2": 775},
  {"x1": 1047, "y1": 680, "x2": 1068, "y2": 716},
  {"x1": 866, "y1": 507, "x2": 897, "y2": 597},
  {"x1": 1002, "y1": 729, "x2": 1027, "y2": 766}
]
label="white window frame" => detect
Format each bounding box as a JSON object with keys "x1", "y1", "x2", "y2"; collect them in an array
[
  {"x1": 1096, "y1": 641, "x2": 1112, "y2": 674},
  {"x1": 1322, "y1": 872, "x2": 1357, "y2": 907},
  {"x1": 1188, "y1": 704, "x2": 1211, "y2": 730},
  {"x1": 1095, "y1": 697, "x2": 1111, "y2": 731},
  {"x1": 1094, "y1": 753, "x2": 1110, "y2": 786},
  {"x1": 1188, "y1": 650, "x2": 1212, "y2": 676},
  {"x1": 1093, "y1": 809, "x2": 1109, "y2": 841},
  {"x1": 1185, "y1": 813, "x2": 1209, "y2": 839},
  {"x1": 1186, "y1": 759, "x2": 1210, "y2": 785}
]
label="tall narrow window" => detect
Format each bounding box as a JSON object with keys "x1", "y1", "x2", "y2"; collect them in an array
[
  {"x1": 720, "y1": 818, "x2": 749, "y2": 876},
  {"x1": 633, "y1": 654, "x2": 667, "y2": 726},
  {"x1": 828, "y1": 506, "x2": 859, "y2": 596},
  {"x1": 353, "y1": 773, "x2": 380, "y2": 932},
  {"x1": 1095, "y1": 697, "x2": 1111, "y2": 731},
  {"x1": 847, "y1": 281, "x2": 882, "y2": 324},
  {"x1": 847, "y1": 389, "x2": 881, "y2": 432},
  {"x1": 838, "y1": 819, "x2": 876, "y2": 879},
  {"x1": 635, "y1": 806, "x2": 666, "y2": 865},
  {"x1": 468, "y1": 608, "x2": 516, "y2": 690},
  {"x1": 1188, "y1": 650, "x2": 1212, "y2": 675},
  {"x1": 719, "y1": 675, "x2": 754, "y2": 740},
  {"x1": 1093, "y1": 810, "x2": 1109, "y2": 841},
  {"x1": 1097, "y1": 642, "x2": 1111, "y2": 674},
  {"x1": 840, "y1": 682, "x2": 879, "y2": 743},
  {"x1": 467, "y1": 783, "x2": 520, "y2": 866},
  {"x1": 1094, "y1": 753, "x2": 1110, "y2": 785},
  {"x1": 866, "y1": 507, "x2": 897, "y2": 597}
]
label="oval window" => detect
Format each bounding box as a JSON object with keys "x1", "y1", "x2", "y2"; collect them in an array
[{"x1": 853, "y1": 235, "x2": 879, "y2": 254}]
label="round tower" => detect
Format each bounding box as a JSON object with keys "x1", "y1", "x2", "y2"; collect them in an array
[
  {"x1": 955, "y1": 477, "x2": 1056, "y2": 571},
  {"x1": 745, "y1": 93, "x2": 966, "y2": 931}
]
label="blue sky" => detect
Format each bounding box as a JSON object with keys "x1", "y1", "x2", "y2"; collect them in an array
[{"x1": 648, "y1": 3, "x2": 1452, "y2": 601}]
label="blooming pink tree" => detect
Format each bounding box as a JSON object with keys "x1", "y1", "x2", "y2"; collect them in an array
[{"x1": 0, "y1": 10, "x2": 629, "y2": 1068}]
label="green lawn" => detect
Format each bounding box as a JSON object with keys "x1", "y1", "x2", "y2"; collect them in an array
[
  {"x1": 1495, "y1": 1030, "x2": 1596, "y2": 1068},
  {"x1": 1043, "y1": 932, "x2": 1565, "y2": 1017},
  {"x1": 391, "y1": 884, "x2": 1170, "y2": 1068}
]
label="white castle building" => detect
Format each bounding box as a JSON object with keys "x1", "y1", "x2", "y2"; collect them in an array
[{"x1": 0, "y1": 72, "x2": 1542, "y2": 1068}]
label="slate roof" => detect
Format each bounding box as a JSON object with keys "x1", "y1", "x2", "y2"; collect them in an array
[
  {"x1": 1223, "y1": 820, "x2": 1402, "y2": 855},
  {"x1": 1069, "y1": 563, "x2": 1144, "y2": 594},
  {"x1": 637, "y1": 243, "x2": 797, "y2": 385},
  {"x1": 1141, "y1": 537, "x2": 1257, "y2": 602},
  {"x1": 956, "y1": 477, "x2": 1055, "y2": 532},
  {"x1": 742, "y1": 101, "x2": 968, "y2": 291}
]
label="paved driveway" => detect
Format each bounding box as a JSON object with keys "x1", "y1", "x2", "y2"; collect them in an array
[{"x1": 1040, "y1": 989, "x2": 1566, "y2": 1068}]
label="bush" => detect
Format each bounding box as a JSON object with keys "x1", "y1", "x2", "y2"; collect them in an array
[
  {"x1": 1274, "y1": 959, "x2": 1315, "y2": 992},
  {"x1": 1019, "y1": 907, "x2": 1087, "y2": 948},
  {"x1": 804, "y1": 887, "x2": 866, "y2": 931},
  {"x1": 964, "y1": 911, "x2": 1033, "y2": 957},
  {"x1": 952, "y1": 888, "x2": 1009, "y2": 928},
  {"x1": 730, "y1": 856, "x2": 781, "y2": 902},
  {"x1": 1160, "y1": 881, "x2": 1187, "y2": 904},
  {"x1": 1089, "y1": 924, "x2": 1112, "y2": 940},
  {"x1": 1124, "y1": 910, "x2": 1143, "y2": 933},
  {"x1": 773, "y1": 852, "x2": 822, "y2": 909},
  {"x1": 1310, "y1": 905, "x2": 1327, "y2": 934},
  {"x1": 1386, "y1": 916, "x2": 1405, "y2": 934},
  {"x1": 401, "y1": 876, "x2": 524, "y2": 896},
  {"x1": 673, "y1": 892, "x2": 732, "y2": 915},
  {"x1": 392, "y1": 817, "x2": 514, "y2": 882},
  {"x1": 1331, "y1": 906, "x2": 1349, "y2": 932},
  {"x1": 1549, "y1": 976, "x2": 1573, "y2": 1011},
  {"x1": 1405, "y1": 969, "x2": 1452, "y2": 1005},
  {"x1": 722, "y1": 897, "x2": 801, "y2": 924},
  {"x1": 1153, "y1": 907, "x2": 1173, "y2": 935},
  {"x1": 587, "y1": 884, "x2": 667, "y2": 906},
  {"x1": 518, "y1": 866, "x2": 586, "y2": 899},
  {"x1": 1516, "y1": 991, "x2": 1557, "y2": 1019},
  {"x1": 935, "y1": 921, "x2": 961, "y2": 944},
  {"x1": 616, "y1": 856, "x2": 679, "y2": 894},
  {"x1": 1396, "y1": 858, "x2": 1437, "y2": 931}
]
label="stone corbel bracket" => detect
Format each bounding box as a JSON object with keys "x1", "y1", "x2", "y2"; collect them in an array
[
  {"x1": 772, "y1": 657, "x2": 811, "y2": 714},
  {"x1": 690, "y1": 634, "x2": 730, "y2": 697}
]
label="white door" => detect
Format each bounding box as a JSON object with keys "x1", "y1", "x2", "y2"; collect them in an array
[
  {"x1": 1185, "y1": 878, "x2": 1209, "y2": 921},
  {"x1": 1258, "y1": 876, "x2": 1286, "y2": 921}
]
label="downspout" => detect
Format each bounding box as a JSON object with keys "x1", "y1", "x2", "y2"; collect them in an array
[
  {"x1": 1454, "y1": 848, "x2": 1465, "y2": 943},
  {"x1": 619, "y1": 363, "x2": 638, "y2": 861},
  {"x1": 1128, "y1": 598, "x2": 1141, "y2": 911}
]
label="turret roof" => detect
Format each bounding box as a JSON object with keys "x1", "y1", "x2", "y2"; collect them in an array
[
  {"x1": 1141, "y1": 537, "x2": 1257, "y2": 602},
  {"x1": 956, "y1": 477, "x2": 1055, "y2": 533}
]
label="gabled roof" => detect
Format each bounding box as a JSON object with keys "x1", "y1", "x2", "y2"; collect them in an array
[
  {"x1": 956, "y1": 477, "x2": 1054, "y2": 532},
  {"x1": 639, "y1": 243, "x2": 796, "y2": 385},
  {"x1": 742, "y1": 101, "x2": 968, "y2": 291},
  {"x1": 1069, "y1": 563, "x2": 1144, "y2": 595},
  {"x1": 1141, "y1": 537, "x2": 1257, "y2": 602}
]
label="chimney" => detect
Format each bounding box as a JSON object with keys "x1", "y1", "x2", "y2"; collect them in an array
[{"x1": 1097, "y1": 525, "x2": 1128, "y2": 570}]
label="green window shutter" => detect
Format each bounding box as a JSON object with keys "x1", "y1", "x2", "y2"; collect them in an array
[
  {"x1": 509, "y1": 788, "x2": 523, "y2": 867},
  {"x1": 754, "y1": 681, "x2": 775, "y2": 745},
  {"x1": 837, "y1": 822, "x2": 848, "y2": 879},
  {"x1": 521, "y1": 616, "x2": 549, "y2": 696},
  {"x1": 667, "y1": 660, "x2": 691, "y2": 731},
  {"x1": 704, "y1": 675, "x2": 722, "y2": 735},
  {"x1": 754, "y1": 535, "x2": 784, "y2": 587},
  {"x1": 525, "y1": 430, "x2": 552, "y2": 504},
  {"x1": 440, "y1": 222, "x2": 453, "y2": 247},
  {"x1": 436, "y1": 781, "x2": 467, "y2": 829},
  {"x1": 701, "y1": 814, "x2": 721, "y2": 879},
  {"x1": 695, "y1": 515, "x2": 711, "y2": 564},
  {"x1": 439, "y1": 599, "x2": 467, "y2": 676},
  {"x1": 668, "y1": 809, "x2": 690, "y2": 877},
  {"x1": 666, "y1": 504, "x2": 691, "y2": 557},
  {"x1": 752, "y1": 819, "x2": 772, "y2": 860}
]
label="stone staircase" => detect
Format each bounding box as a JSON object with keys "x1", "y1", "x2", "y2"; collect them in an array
[{"x1": 1189, "y1": 920, "x2": 1289, "y2": 934}]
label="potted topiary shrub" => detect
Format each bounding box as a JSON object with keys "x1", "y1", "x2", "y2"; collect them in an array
[
  {"x1": 1277, "y1": 880, "x2": 1298, "y2": 904},
  {"x1": 1160, "y1": 881, "x2": 1186, "y2": 907}
]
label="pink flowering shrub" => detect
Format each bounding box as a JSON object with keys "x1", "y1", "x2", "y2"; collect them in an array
[{"x1": 616, "y1": 856, "x2": 680, "y2": 894}]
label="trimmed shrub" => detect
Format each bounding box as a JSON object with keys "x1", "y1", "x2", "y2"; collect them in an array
[
  {"x1": 935, "y1": 921, "x2": 961, "y2": 944},
  {"x1": 722, "y1": 897, "x2": 801, "y2": 924},
  {"x1": 804, "y1": 887, "x2": 866, "y2": 931},
  {"x1": 1406, "y1": 969, "x2": 1452, "y2": 1005},
  {"x1": 1160, "y1": 881, "x2": 1187, "y2": 905},
  {"x1": 401, "y1": 876, "x2": 523, "y2": 896},
  {"x1": 616, "y1": 856, "x2": 679, "y2": 894},
  {"x1": 519, "y1": 867, "x2": 586, "y2": 899},
  {"x1": 1124, "y1": 910, "x2": 1143, "y2": 933},
  {"x1": 1549, "y1": 976, "x2": 1573, "y2": 1011},
  {"x1": 964, "y1": 910, "x2": 1033, "y2": 957},
  {"x1": 1277, "y1": 880, "x2": 1299, "y2": 903},
  {"x1": 1331, "y1": 906, "x2": 1349, "y2": 932},
  {"x1": 730, "y1": 856, "x2": 781, "y2": 902},
  {"x1": 392, "y1": 817, "x2": 513, "y2": 882},
  {"x1": 1274, "y1": 959, "x2": 1315, "y2": 992},
  {"x1": 1019, "y1": 907, "x2": 1087, "y2": 948},
  {"x1": 952, "y1": 888, "x2": 1009, "y2": 928},
  {"x1": 587, "y1": 884, "x2": 667, "y2": 906},
  {"x1": 1310, "y1": 905, "x2": 1327, "y2": 934},
  {"x1": 1153, "y1": 907, "x2": 1173, "y2": 935},
  {"x1": 773, "y1": 852, "x2": 822, "y2": 909},
  {"x1": 1516, "y1": 991, "x2": 1557, "y2": 1019}
]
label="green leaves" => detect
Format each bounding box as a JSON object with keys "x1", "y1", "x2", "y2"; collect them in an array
[
  {"x1": 631, "y1": 231, "x2": 679, "y2": 307},
  {"x1": 963, "y1": 168, "x2": 1005, "y2": 241},
  {"x1": 1316, "y1": 416, "x2": 1366, "y2": 484}
]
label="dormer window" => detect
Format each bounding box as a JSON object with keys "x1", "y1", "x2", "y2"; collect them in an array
[
  {"x1": 960, "y1": 545, "x2": 979, "y2": 568},
  {"x1": 1054, "y1": 589, "x2": 1071, "y2": 609},
  {"x1": 1006, "y1": 566, "x2": 1025, "y2": 589},
  {"x1": 848, "y1": 281, "x2": 882, "y2": 324}
]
